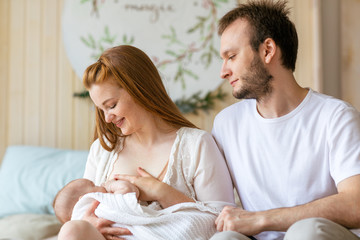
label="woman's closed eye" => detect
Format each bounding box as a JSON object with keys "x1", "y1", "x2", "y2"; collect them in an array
[{"x1": 109, "y1": 104, "x2": 117, "y2": 109}]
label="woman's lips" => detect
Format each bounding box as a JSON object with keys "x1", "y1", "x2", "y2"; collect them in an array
[{"x1": 115, "y1": 118, "x2": 125, "y2": 128}]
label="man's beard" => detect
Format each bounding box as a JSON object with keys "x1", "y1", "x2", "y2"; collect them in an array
[{"x1": 233, "y1": 54, "x2": 273, "y2": 101}]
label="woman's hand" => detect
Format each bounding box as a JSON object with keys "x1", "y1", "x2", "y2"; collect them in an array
[
  {"x1": 113, "y1": 167, "x2": 165, "y2": 202},
  {"x1": 83, "y1": 200, "x2": 132, "y2": 240},
  {"x1": 114, "y1": 167, "x2": 194, "y2": 208}
]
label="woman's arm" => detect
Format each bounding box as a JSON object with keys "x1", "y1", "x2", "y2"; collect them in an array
[
  {"x1": 191, "y1": 132, "x2": 235, "y2": 207},
  {"x1": 82, "y1": 140, "x2": 132, "y2": 239},
  {"x1": 114, "y1": 167, "x2": 195, "y2": 208},
  {"x1": 83, "y1": 139, "x2": 101, "y2": 181},
  {"x1": 81, "y1": 201, "x2": 132, "y2": 240}
]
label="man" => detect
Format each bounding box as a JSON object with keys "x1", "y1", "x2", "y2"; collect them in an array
[{"x1": 211, "y1": 0, "x2": 360, "y2": 239}]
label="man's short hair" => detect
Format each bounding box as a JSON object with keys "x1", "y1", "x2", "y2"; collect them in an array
[{"x1": 218, "y1": 0, "x2": 298, "y2": 72}]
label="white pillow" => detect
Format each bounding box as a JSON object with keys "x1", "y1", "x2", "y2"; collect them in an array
[{"x1": 0, "y1": 145, "x2": 88, "y2": 218}]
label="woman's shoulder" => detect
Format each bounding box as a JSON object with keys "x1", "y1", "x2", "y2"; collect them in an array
[
  {"x1": 90, "y1": 137, "x2": 124, "y2": 153},
  {"x1": 89, "y1": 138, "x2": 101, "y2": 153},
  {"x1": 178, "y1": 127, "x2": 208, "y2": 137},
  {"x1": 89, "y1": 138, "x2": 114, "y2": 157},
  {"x1": 177, "y1": 127, "x2": 214, "y2": 145}
]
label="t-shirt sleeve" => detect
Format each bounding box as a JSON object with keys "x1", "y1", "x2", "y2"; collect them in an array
[
  {"x1": 211, "y1": 116, "x2": 225, "y2": 155},
  {"x1": 329, "y1": 106, "x2": 360, "y2": 185}
]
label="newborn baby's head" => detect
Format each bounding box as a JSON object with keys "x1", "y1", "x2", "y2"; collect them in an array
[{"x1": 53, "y1": 178, "x2": 107, "y2": 223}]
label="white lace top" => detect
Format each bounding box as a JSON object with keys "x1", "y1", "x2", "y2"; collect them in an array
[{"x1": 83, "y1": 127, "x2": 235, "y2": 211}]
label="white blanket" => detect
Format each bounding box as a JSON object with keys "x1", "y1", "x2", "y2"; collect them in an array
[{"x1": 72, "y1": 192, "x2": 219, "y2": 240}]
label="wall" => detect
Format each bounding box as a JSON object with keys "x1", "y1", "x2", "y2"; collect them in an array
[
  {"x1": 0, "y1": 0, "x2": 95, "y2": 162},
  {"x1": 0, "y1": 0, "x2": 358, "y2": 163},
  {"x1": 341, "y1": 0, "x2": 360, "y2": 110}
]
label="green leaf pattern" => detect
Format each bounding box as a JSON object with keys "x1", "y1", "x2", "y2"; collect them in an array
[{"x1": 76, "y1": 0, "x2": 229, "y2": 114}]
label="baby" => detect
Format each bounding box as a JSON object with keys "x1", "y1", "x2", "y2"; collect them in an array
[
  {"x1": 54, "y1": 178, "x2": 220, "y2": 239},
  {"x1": 53, "y1": 178, "x2": 139, "y2": 223}
]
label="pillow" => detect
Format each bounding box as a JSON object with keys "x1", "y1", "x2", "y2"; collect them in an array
[
  {"x1": 0, "y1": 145, "x2": 88, "y2": 218},
  {"x1": 0, "y1": 214, "x2": 61, "y2": 240}
]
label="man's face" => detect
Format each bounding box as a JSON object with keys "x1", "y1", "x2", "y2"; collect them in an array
[{"x1": 220, "y1": 19, "x2": 273, "y2": 100}]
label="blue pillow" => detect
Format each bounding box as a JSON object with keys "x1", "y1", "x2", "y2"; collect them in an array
[{"x1": 0, "y1": 145, "x2": 88, "y2": 218}]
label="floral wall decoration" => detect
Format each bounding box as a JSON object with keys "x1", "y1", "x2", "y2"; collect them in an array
[{"x1": 62, "y1": 0, "x2": 236, "y2": 113}]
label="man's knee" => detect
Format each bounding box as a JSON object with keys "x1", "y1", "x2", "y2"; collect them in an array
[{"x1": 285, "y1": 217, "x2": 358, "y2": 240}]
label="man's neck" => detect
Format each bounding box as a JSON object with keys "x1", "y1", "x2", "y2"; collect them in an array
[{"x1": 256, "y1": 75, "x2": 309, "y2": 119}]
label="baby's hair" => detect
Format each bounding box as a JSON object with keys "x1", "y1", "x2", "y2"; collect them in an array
[{"x1": 53, "y1": 179, "x2": 95, "y2": 223}]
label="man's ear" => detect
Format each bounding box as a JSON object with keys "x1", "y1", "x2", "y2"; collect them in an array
[{"x1": 262, "y1": 38, "x2": 276, "y2": 64}]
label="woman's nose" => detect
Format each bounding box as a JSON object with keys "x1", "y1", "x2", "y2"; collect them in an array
[{"x1": 104, "y1": 112, "x2": 114, "y2": 123}]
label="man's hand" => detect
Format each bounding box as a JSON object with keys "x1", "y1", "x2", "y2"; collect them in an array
[
  {"x1": 83, "y1": 200, "x2": 132, "y2": 240},
  {"x1": 215, "y1": 206, "x2": 266, "y2": 236},
  {"x1": 216, "y1": 175, "x2": 360, "y2": 237}
]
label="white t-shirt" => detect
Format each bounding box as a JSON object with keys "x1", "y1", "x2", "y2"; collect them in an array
[
  {"x1": 212, "y1": 89, "x2": 360, "y2": 240},
  {"x1": 83, "y1": 127, "x2": 235, "y2": 211}
]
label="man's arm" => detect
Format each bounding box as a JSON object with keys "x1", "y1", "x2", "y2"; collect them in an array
[{"x1": 216, "y1": 174, "x2": 360, "y2": 236}]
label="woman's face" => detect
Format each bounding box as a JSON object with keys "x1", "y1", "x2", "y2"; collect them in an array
[{"x1": 89, "y1": 79, "x2": 146, "y2": 135}]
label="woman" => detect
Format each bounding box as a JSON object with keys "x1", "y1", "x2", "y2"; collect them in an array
[{"x1": 58, "y1": 45, "x2": 234, "y2": 240}]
